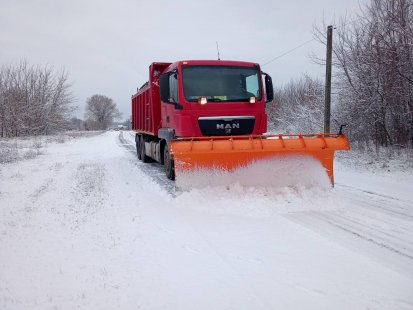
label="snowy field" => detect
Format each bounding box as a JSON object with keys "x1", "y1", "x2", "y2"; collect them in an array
[{"x1": 1, "y1": 131, "x2": 412, "y2": 310}]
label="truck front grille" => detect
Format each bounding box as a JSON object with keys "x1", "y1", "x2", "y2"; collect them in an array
[{"x1": 198, "y1": 116, "x2": 255, "y2": 136}]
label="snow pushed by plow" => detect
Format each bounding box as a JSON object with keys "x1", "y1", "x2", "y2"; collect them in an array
[
  {"x1": 173, "y1": 156, "x2": 343, "y2": 218},
  {"x1": 175, "y1": 155, "x2": 331, "y2": 191}
]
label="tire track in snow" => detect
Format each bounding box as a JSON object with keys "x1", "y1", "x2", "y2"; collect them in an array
[
  {"x1": 343, "y1": 203, "x2": 413, "y2": 236},
  {"x1": 117, "y1": 131, "x2": 176, "y2": 197},
  {"x1": 336, "y1": 183, "x2": 411, "y2": 203},
  {"x1": 117, "y1": 131, "x2": 136, "y2": 153},
  {"x1": 69, "y1": 162, "x2": 107, "y2": 229},
  {"x1": 287, "y1": 189, "x2": 413, "y2": 277},
  {"x1": 336, "y1": 183, "x2": 413, "y2": 217},
  {"x1": 312, "y1": 212, "x2": 413, "y2": 259}
]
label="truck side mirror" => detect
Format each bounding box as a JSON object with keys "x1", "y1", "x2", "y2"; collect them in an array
[
  {"x1": 160, "y1": 73, "x2": 170, "y2": 102},
  {"x1": 263, "y1": 73, "x2": 274, "y2": 102}
]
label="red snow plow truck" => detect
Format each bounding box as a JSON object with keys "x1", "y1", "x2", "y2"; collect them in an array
[{"x1": 131, "y1": 60, "x2": 350, "y2": 184}]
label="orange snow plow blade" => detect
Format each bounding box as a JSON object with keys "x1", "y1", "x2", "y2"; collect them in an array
[{"x1": 171, "y1": 133, "x2": 350, "y2": 185}]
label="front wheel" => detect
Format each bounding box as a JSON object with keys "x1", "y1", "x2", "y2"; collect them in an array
[{"x1": 164, "y1": 147, "x2": 175, "y2": 180}]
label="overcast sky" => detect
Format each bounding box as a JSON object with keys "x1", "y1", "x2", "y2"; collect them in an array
[{"x1": 0, "y1": 0, "x2": 362, "y2": 120}]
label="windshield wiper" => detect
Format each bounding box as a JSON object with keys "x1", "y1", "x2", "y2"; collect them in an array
[
  {"x1": 224, "y1": 98, "x2": 250, "y2": 102},
  {"x1": 188, "y1": 97, "x2": 251, "y2": 102},
  {"x1": 206, "y1": 98, "x2": 224, "y2": 102}
]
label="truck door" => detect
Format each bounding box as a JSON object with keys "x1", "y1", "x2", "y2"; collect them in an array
[{"x1": 160, "y1": 71, "x2": 181, "y2": 129}]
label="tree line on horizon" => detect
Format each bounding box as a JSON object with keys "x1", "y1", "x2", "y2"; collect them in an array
[{"x1": 0, "y1": 61, "x2": 122, "y2": 137}]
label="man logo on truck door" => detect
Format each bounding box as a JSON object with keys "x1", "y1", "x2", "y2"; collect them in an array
[{"x1": 217, "y1": 123, "x2": 240, "y2": 134}]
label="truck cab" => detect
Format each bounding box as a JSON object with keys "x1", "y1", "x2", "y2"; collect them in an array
[{"x1": 159, "y1": 60, "x2": 273, "y2": 138}]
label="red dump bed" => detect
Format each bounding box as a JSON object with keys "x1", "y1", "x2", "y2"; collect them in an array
[{"x1": 131, "y1": 62, "x2": 171, "y2": 136}]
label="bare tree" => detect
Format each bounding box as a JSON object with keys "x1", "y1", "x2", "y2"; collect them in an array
[
  {"x1": 84, "y1": 94, "x2": 121, "y2": 130},
  {"x1": 313, "y1": 0, "x2": 413, "y2": 148},
  {"x1": 0, "y1": 60, "x2": 75, "y2": 137}
]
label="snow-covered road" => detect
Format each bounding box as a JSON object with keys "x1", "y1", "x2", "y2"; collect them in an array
[{"x1": 1, "y1": 131, "x2": 412, "y2": 310}]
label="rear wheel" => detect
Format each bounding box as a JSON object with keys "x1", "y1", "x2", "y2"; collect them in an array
[
  {"x1": 140, "y1": 136, "x2": 151, "y2": 163},
  {"x1": 136, "y1": 135, "x2": 142, "y2": 160},
  {"x1": 164, "y1": 147, "x2": 175, "y2": 180}
]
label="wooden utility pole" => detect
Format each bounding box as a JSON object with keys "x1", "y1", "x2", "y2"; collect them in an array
[{"x1": 324, "y1": 25, "x2": 333, "y2": 134}]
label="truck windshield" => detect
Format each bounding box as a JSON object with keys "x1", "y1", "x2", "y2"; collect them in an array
[{"x1": 182, "y1": 65, "x2": 262, "y2": 102}]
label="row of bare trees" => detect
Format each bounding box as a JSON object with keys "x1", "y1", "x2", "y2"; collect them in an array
[
  {"x1": 270, "y1": 0, "x2": 412, "y2": 149},
  {"x1": 328, "y1": 0, "x2": 413, "y2": 148},
  {"x1": 267, "y1": 75, "x2": 325, "y2": 133},
  {"x1": 0, "y1": 61, "x2": 75, "y2": 137}
]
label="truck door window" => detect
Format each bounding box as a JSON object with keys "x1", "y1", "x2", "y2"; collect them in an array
[
  {"x1": 169, "y1": 74, "x2": 178, "y2": 102},
  {"x1": 245, "y1": 73, "x2": 260, "y2": 97}
]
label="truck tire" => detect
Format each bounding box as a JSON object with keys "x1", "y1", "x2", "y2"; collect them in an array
[
  {"x1": 140, "y1": 136, "x2": 151, "y2": 163},
  {"x1": 136, "y1": 137, "x2": 142, "y2": 160},
  {"x1": 164, "y1": 147, "x2": 175, "y2": 180}
]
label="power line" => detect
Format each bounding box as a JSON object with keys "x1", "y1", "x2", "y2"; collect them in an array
[
  {"x1": 262, "y1": 38, "x2": 315, "y2": 66},
  {"x1": 261, "y1": 19, "x2": 355, "y2": 67}
]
